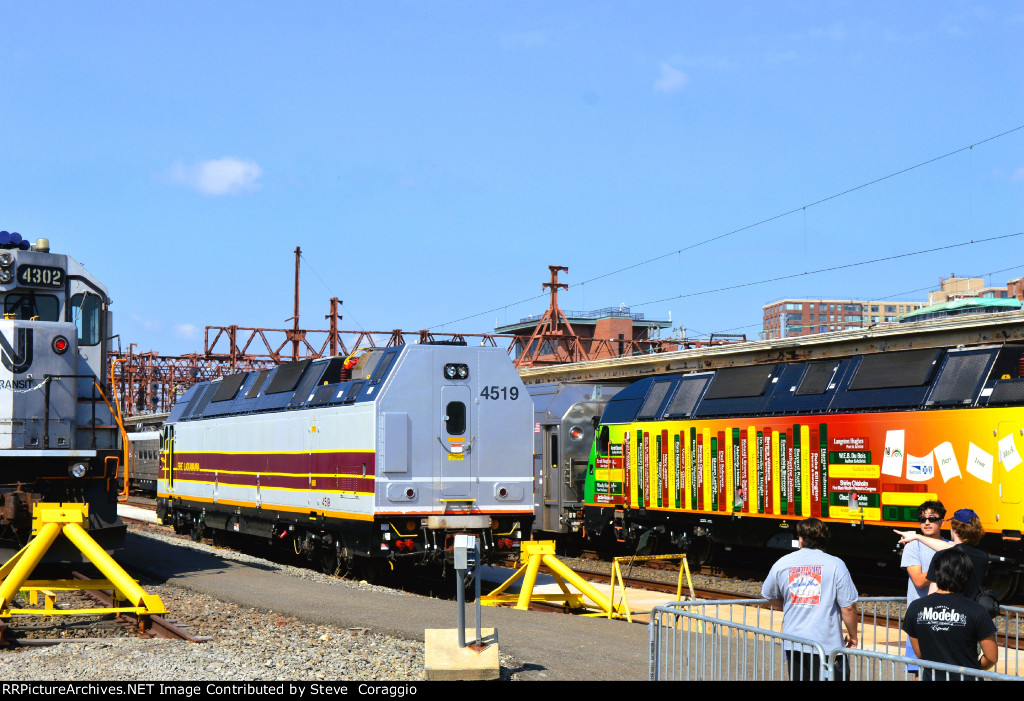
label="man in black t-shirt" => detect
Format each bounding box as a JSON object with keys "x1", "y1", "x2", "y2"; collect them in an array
[{"x1": 902, "y1": 548, "x2": 997, "y2": 680}]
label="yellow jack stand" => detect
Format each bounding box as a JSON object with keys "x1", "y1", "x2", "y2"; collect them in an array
[
  {"x1": 0, "y1": 503, "x2": 166, "y2": 621},
  {"x1": 481, "y1": 541, "x2": 628, "y2": 618},
  {"x1": 610, "y1": 553, "x2": 696, "y2": 623}
]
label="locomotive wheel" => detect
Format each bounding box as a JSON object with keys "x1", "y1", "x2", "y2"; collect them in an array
[
  {"x1": 211, "y1": 529, "x2": 226, "y2": 547},
  {"x1": 321, "y1": 549, "x2": 346, "y2": 577},
  {"x1": 189, "y1": 523, "x2": 205, "y2": 543},
  {"x1": 986, "y1": 570, "x2": 1020, "y2": 602}
]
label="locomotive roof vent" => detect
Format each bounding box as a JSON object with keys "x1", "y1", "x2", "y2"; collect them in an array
[{"x1": 34, "y1": 238, "x2": 49, "y2": 253}]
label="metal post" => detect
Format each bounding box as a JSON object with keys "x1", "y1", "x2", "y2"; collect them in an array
[
  {"x1": 474, "y1": 538, "x2": 481, "y2": 645},
  {"x1": 456, "y1": 565, "x2": 466, "y2": 649}
]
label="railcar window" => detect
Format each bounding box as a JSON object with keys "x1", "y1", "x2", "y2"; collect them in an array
[
  {"x1": 445, "y1": 401, "x2": 466, "y2": 435},
  {"x1": 6, "y1": 293, "x2": 59, "y2": 323},
  {"x1": 597, "y1": 426, "x2": 610, "y2": 456},
  {"x1": 69, "y1": 292, "x2": 100, "y2": 345}
]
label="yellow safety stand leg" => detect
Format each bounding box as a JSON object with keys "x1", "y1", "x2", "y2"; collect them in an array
[
  {"x1": 481, "y1": 541, "x2": 628, "y2": 618},
  {"x1": 0, "y1": 503, "x2": 166, "y2": 620}
]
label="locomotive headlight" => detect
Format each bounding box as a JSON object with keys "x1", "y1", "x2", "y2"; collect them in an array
[
  {"x1": 0, "y1": 269, "x2": 11, "y2": 284},
  {"x1": 569, "y1": 426, "x2": 585, "y2": 441},
  {"x1": 52, "y1": 335, "x2": 69, "y2": 354},
  {"x1": 444, "y1": 364, "x2": 458, "y2": 379},
  {"x1": 69, "y1": 462, "x2": 88, "y2": 478},
  {"x1": 456, "y1": 364, "x2": 468, "y2": 379},
  {"x1": 443, "y1": 363, "x2": 468, "y2": 380},
  {"x1": 0, "y1": 252, "x2": 12, "y2": 268}
]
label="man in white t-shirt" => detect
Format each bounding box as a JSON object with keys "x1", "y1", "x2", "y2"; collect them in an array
[{"x1": 762, "y1": 517, "x2": 859, "y2": 681}]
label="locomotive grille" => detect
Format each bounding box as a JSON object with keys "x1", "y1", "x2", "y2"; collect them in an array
[
  {"x1": 848, "y1": 348, "x2": 942, "y2": 391},
  {"x1": 926, "y1": 352, "x2": 994, "y2": 406},
  {"x1": 704, "y1": 365, "x2": 775, "y2": 400},
  {"x1": 795, "y1": 361, "x2": 837, "y2": 396},
  {"x1": 245, "y1": 369, "x2": 271, "y2": 398},
  {"x1": 665, "y1": 375, "x2": 711, "y2": 418},
  {"x1": 988, "y1": 379, "x2": 1024, "y2": 405},
  {"x1": 266, "y1": 359, "x2": 311, "y2": 394},
  {"x1": 638, "y1": 380, "x2": 673, "y2": 419},
  {"x1": 211, "y1": 372, "x2": 247, "y2": 402}
]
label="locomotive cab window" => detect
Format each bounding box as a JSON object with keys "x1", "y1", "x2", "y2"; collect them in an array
[
  {"x1": 5, "y1": 293, "x2": 59, "y2": 323},
  {"x1": 445, "y1": 401, "x2": 466, "y2": 435},
  {"x1": 70, "y1": 292, "x2": 101, "y2": 345},
  {"x1": 597, "y1": 426, "x2": 610, "y2": 456}
]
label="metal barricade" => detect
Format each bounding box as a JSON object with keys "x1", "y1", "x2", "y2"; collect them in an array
[
  {"x1": 996, "y1": 605, "x2": 1024, "y2": 677},
  {"x1": 832, "y1": 647, "x2": 1022, "y2": 681},
  {"x1": 650, "y1": 603, "x2": 830, "y2": 681},
  {"x1": 652, "y1": 597, "x2": 1024, "y2": 681}
]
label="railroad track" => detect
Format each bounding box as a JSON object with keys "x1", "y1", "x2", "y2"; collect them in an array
[{"x1": 0, "y1": 570, "x2": 209, "y2": 647}]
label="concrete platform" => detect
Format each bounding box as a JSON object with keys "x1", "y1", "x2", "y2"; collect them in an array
[
  {"x1": 117, "y1": 503, "x2": 158, "y2": 524},
  {"x1": 424, "y1": 628, "x2": 500, "y2": 681}
]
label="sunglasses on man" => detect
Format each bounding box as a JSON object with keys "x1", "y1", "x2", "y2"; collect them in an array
[{"x1": 918, "y1": 516, "x2": 942, "y2": 524}]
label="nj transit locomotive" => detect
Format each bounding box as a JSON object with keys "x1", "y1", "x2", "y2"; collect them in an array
[
  {"x1": 583, "y1": 344, "x2": 1024, "y2": 596},
  {"x1": 156, "y1": 344, "x2": 533, "y2": 574},
  {"x1": 0, "y1": 233, "x2": 123, "y2": 561}
]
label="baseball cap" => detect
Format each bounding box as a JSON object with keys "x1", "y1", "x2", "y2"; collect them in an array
[{"x1": 952, "y1": 508, "x2": 979, "y2": 522}]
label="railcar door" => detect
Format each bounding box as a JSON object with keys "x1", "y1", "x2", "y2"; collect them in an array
[
  {"x1": 997, "y1": 421, "x2": 1024, "y2": 528},
  {"x1": 440, "y1": 385, "x2": 473, "y2": 497},
  {"x1": 540, "y1": 426, "x2": 561, "y2": 531}
]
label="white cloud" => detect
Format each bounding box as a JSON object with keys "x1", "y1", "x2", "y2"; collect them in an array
[
  {"x1": 174, "y1": 323, "x2": 200, "y2": 340},
  {"x1": 654, "y1": 63, "x2": 689, "y2": 93},
  {"x1": 164, "y1": 157, "x2": 263, "y2": 196}
]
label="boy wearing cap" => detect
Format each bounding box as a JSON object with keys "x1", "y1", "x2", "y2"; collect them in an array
[{"x1": 896, "y1": 508, "x2": 990, "y2": 607}]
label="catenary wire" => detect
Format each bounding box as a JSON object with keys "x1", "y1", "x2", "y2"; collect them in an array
[{"x1": 430, "y1": 123, "x2": 1024, "y2": 329}]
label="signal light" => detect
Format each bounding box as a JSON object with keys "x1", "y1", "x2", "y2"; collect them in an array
[{"x1": 52, "y1": 336, "x2": 69, "y2": 354}]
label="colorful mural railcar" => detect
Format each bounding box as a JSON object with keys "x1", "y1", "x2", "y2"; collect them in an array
[
  {"x1": 583, "y1": 344, "x2": 1024, "y2": 596},
  {"x1": 156, "y1": 343, "x2": 534, "y2": 575}
]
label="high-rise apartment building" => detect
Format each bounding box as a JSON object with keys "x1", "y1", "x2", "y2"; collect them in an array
[
  {"x1": 762, "y1": 299, "x2": 925, "y2": 339},
  {"x1": 762, "y1": 275, "x2": 1024, "y2": 340}
]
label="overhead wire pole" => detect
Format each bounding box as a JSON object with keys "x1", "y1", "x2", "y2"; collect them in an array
[{"x1": 292, "y1": 246, "x2": 301, "y2": 362}]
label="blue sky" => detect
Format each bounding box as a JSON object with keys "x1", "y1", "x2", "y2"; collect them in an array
[{"x1": 2, "y1": 2, "x2": 1022, "y2": 355}]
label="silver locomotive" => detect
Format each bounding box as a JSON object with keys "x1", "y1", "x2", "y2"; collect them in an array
[
  {"x1": 0, "y1": 233, "x2": 123, "y2": 561},
  {"x1": 156, "y1": 343, "x2": 534, "y2": 573}
]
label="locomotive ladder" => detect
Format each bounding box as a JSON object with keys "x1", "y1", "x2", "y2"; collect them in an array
[{"x1": 0, "y1": 503, "x2": 166, "y2": 626}]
